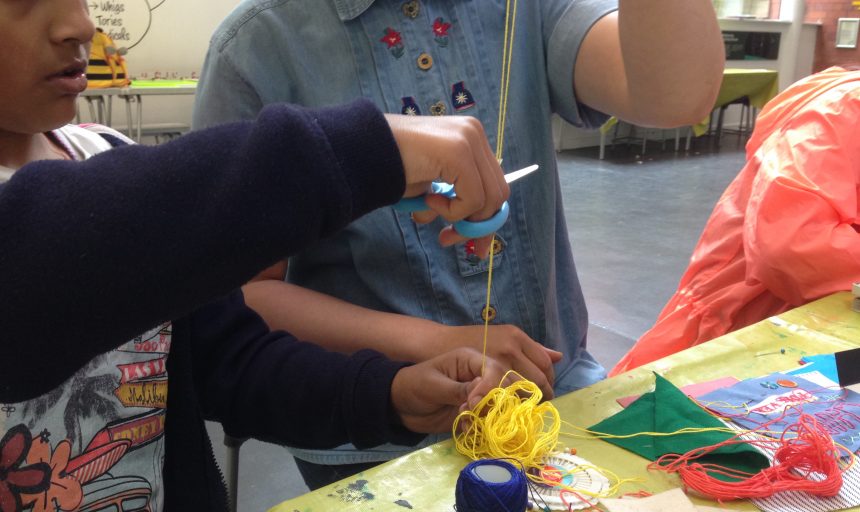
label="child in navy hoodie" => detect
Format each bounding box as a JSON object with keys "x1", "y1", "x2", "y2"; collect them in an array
[{"x1": 0, "y1": 1, "x2": 512, "y2": 510}]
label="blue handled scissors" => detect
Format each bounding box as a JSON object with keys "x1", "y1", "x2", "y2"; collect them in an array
[{"x1": 393, "y1": 164, "x2": 539, "y2": 238}]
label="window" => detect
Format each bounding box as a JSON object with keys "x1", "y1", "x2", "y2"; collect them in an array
[
  {"x1": 713, "y1": 0, "x2": 780, "y2": 19},
  {"x1": 836, "y1": 18, "x2": 860, "y2": 48}
]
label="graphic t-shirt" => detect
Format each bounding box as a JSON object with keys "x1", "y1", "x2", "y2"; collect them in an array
[{"x1": 0, "y1": 125, "x2": 168, "y2": 512}]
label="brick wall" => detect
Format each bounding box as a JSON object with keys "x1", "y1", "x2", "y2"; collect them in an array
[{"x1": 805, "y1": 1, "x2": 860, "y2": 70}]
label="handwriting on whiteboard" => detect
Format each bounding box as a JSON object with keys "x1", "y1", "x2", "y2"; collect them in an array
[{"x1": 87, "y1": 0, "x2": 158, "y2": 50}]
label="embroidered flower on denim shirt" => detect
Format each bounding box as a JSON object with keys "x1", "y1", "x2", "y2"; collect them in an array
[
  {"x1": 433, "y1": 18, "x2": 451, "y2": 46},
  {"x1": 0, "y1": 425, "x2": 51, "y2": 512},
  {"x1": 464, "y1": 240, "x2": 480, "y2": 264},
  {"x1": 465, "y1": 240, "x2": 476, "y2": 255},
  {"x1": 380, "y1": 28, "x2": 405, "y2": 58}
]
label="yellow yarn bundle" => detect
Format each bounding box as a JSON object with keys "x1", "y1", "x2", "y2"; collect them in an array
[{"x1": 453, "y1": 375, "x2": 561, "y2": 471}]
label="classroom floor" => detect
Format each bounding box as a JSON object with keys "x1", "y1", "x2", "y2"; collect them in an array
[{"x1": 205, "y1": 133, "x2": 750, "y2": 511}]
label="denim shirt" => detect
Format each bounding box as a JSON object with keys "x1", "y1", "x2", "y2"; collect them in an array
[{"x1": 194, "y1": 0, "x2": 616, "y2": 464}]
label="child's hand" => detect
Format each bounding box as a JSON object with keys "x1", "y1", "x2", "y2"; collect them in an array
[
  {"x1": 389, "y1": 347, "x2": 519, "y2": 434},
  {"x1": 384, "y1": 114, "x2": 509, "y2": 258},
  {"x1": 409, "y1": 324, "x2": 560, "y2": 399}
]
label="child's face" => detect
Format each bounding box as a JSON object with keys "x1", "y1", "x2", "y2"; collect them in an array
[{"x1": 0, "y1": 0, "x2": 95, "y2": 136}]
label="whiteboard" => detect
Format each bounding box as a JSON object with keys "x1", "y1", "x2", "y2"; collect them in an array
[
  {"x1": 81, "y1": 0, "x2": 242, "y2": 134},
  {"x1": 87, "y1": 0, "x2": 241, "y2": 79}
]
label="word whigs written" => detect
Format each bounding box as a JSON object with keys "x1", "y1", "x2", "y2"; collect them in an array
[{"x1": 87, "y1": 0, "x2": 153, "y2": 46}]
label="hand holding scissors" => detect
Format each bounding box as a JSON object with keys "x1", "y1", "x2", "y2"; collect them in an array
[
  {"x1": 385, "y1": 114, "x2": 532, "y2": 257},
  {"x1": 395, "y1": 164, "x2": 539, "y2": 238}
]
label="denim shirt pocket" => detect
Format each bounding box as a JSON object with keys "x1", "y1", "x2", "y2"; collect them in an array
[{"x1": 455, "y1": 235, "x2": 506, "y2": 277}]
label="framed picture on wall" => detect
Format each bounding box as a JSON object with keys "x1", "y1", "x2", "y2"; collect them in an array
[{"x1": 836, "y1": 18, "x2": 860, "y2": 48}]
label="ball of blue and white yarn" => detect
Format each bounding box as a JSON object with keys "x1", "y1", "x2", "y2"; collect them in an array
[{"x1": 455, "y1": 459, "x2": 528, "y2": 511}]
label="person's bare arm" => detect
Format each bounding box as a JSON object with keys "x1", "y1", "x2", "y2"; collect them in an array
[
  {"x1": 242, "y1": 279, "x2": 559, "y2": 398},
  {"x1": 574, "y1": 0, "x2": 724, "y2": 128}
]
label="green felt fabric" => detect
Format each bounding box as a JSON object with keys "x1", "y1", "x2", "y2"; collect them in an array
[{"x1": 589, "y1": 374, "x2": 770, "y2": 477}]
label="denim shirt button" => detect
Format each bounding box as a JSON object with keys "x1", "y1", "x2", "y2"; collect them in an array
[
  {"x1": 491, "y1": 238, "x2": 505, "y2": 255},
  {"x1": 481, "y1": 305, "x2": 497, "y2": 322},
  {"x1": 417, "y1": 52, "x2": 433, "y2": 71},
  {"x1": 429, "y1": 101, "x2": 446, "y2": 116},
  {"x1": 402, "y1": 0, "x2": 420, "y2": 18}
]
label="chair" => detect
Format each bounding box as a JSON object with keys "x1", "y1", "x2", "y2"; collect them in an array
[
  {"x1": 673, "y1": 126, "x2": 693, "y2": 153},
  {"x1": 712, "y1": 96, "x2": 753, "y2": 149},
  {"x1": 599, "y1": 119, "x2": 646, "y2": 160},
  {"x1": 599, "y1": 119, "x2": 692, "y2": 160}
]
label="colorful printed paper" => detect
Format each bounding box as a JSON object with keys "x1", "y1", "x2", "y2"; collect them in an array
[{"x1": 698, "y1": 372, "x2": 860, "y2": 454}]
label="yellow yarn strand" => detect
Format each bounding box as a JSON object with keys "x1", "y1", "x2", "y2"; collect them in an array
[
  {"x1": 525, "y1": 463, "x2": 644, "y2": 500},
  {"x1": 480, "y1": 243, "x2": 496, "y2": 376},
  {"x1": 495, "y1": 0, "x2": 517, "y2": 160},
  {"x1": 479, "y1": 0, "x2": 518, "y2": 376}
]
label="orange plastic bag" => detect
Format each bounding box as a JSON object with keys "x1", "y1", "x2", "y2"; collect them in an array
[{"x1": 611, "y1": 67, "x2": 860, "y2": 376}]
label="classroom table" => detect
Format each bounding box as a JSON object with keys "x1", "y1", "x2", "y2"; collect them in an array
[
  {"x1": 78, "y1": 80, "x2": 197, "y2": 142},
  {"x1": 78, "y1": 87, "x2": 122, "y2": 127},
  {"x1": 693, "y1": 68, "x2": 780, "y2": 137},
  {"x1": 269, "y1": 291, "x2": 860, "y2": 512},
  {"x1": 597, "y1": 68, "x2": 780, "y2": 158}
]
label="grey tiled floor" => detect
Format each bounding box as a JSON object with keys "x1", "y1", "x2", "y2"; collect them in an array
[{"x1": 206, "y1": 135, "x2": 749, "y2": 511}]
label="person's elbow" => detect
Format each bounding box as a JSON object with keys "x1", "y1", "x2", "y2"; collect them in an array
[
  {"x1": 642, "y1": 93, "x2": 717, "y2": 129},
  {"x1": 629, "y1": 45, "x2": 725, "y2": 128},
  {"x1": 634, "y1": 67, "x2": 723, "y2": 128}
]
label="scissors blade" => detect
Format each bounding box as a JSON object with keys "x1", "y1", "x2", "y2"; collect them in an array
[{"x1": 505, "y1": 164, "x2": 539, "y2": 184}]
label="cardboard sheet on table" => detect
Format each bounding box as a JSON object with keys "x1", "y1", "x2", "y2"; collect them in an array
[
  {"x1": 601, "y1": 488, "x2": 699, "y2": 512},
  {"x1": 601, "y1": 488, "x2": 740, "y2": 512},
  {"x1": 617, "y1": 376, "x2": 740, "y2": 408}
]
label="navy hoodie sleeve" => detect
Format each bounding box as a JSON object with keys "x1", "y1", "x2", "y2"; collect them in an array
[
  {"x1": 184, "y1": 291, "x2": 424, "y2": 449},
  {"x1": 0, "y1": 99, "x2": 405, "y2": 402}
]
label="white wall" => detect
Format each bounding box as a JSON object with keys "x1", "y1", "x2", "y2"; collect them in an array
[{"x1": 78, "y1": 0, "x2": 241, "y2": 134}]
